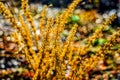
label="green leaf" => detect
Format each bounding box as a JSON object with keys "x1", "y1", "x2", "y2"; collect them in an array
[
  {"x1": 71, "y1": 15, "x2": 80, "y2": 23},
  {"x1": 98, "y1": 38, "x2": 107, "y2": 46}
]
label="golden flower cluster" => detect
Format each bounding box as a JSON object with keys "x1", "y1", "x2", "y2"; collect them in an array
[
  {"x1": 78, "y1": 14, "x2": 116, "y2": 55},
  {"x1": 0, "y1": 0, "x2": 119, "y2": 80}
]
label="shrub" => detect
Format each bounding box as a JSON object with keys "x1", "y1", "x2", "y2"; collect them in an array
[{"x1": 0, "y1": 0, "x2": 119, "y2": 80}]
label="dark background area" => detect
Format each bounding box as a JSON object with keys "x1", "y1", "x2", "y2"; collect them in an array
[{"x1": 29, "y1": 0, "x2": 120, "y2": 26}]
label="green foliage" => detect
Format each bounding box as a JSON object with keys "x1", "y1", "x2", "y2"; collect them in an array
[{"x1": 93, "y1": 38, "x2": 107, "y2": 46}]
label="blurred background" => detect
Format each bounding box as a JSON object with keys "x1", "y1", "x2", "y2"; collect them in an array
[{"x1": 12, "y1": 0, "x2": 120, "y2": 26}]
